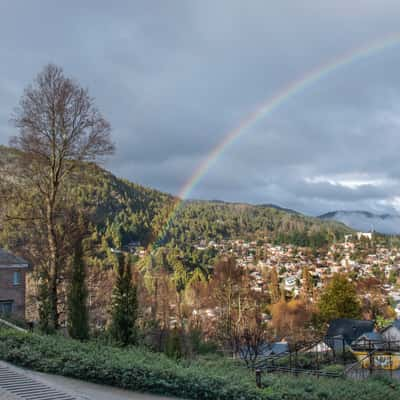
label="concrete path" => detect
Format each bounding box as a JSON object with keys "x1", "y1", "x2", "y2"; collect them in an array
[{"x1": 0, "y1": 362, "x2": 180, "y2": 400}]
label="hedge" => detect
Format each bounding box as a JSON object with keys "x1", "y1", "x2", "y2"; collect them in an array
[{"x1": 0, "y1": 329, "x2": 399, "y2": 400}]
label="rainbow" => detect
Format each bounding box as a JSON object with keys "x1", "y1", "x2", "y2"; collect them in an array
[{"x1": 152, "y1": 32, "x2": 400, "y2": 248}]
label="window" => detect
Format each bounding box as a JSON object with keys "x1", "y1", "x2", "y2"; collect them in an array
[
  {"x1": 13, "y1": 271, "x2": 21, "y2": 286},
  {"x1": 0, "y1": 301, "x2": 13, "y2": 315}
]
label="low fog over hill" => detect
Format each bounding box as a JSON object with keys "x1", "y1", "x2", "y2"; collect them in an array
[{"x1": 319, "y1": 210, "x2": 400, "y2": 235}]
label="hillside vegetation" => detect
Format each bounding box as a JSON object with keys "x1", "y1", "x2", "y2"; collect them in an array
[
  {"x1": 0, "y1": 145, "x2": 351, "y2": 263},
  {"x1": 164, "y1": 200, "x2": 351, "y2": 249}
]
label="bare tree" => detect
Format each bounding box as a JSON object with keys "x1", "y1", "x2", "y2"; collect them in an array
[
  {"x1": 8, "y1": 64, "x2": 114, "y2": 330},
  {"x1": 233, "y1": 324, "x2": 268, "y2": 368}
]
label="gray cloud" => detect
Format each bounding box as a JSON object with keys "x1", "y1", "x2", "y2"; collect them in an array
[{"x1": 1, "y1": 0, "x2": 400, "y2": 216}]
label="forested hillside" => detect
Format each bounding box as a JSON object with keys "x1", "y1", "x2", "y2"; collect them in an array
[
  {"x1": 0, "y1": 145, "x2": 351, "y2": 266},
  {"x1": 164, "y1": 200, "x2": 351, "y2": 249}
]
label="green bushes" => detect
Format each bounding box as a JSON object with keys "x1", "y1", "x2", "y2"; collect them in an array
[
  {"x1": 0, "y1": 329, "x2": 260, "y2": 399},
  {"x1": 165, "y1": 327, "x2": 184, "y2": 359},
  {"x1": 0, "y1": 328, "x2": 399, "y2": 400}
]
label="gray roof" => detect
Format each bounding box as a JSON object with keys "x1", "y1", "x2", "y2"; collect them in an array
[
  {"x1": 355, "y1": 331, "x2": 383, "y2": 342},
  {"x1": 326, "y1": 318, "x2": 375, "y2": 344},
  {"x1": 0, "y1": 248, "x2": 29, "y2": 268},
  {"x1": 270, "y1": 342, "x2": 289, "y2": 355},
  {"x1": 352, "y1": 331, "x2": 385, "y2": 350},
  {"x1": 262, "y1": 342, "x2": 289, "y2": 356}
]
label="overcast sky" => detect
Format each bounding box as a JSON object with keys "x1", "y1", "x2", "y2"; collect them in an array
[{"x1": 1, "y1": 1, "x2": 400, "y2": 215}]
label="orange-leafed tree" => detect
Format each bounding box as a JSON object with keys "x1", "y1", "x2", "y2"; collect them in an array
[{"x1": 270, "y1": 299, "x2": 313, "y2": 341}]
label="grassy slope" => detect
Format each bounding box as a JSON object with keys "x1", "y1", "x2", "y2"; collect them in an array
[{"x1": 0, "y1": 329, "x2": 399, "y2": 400}]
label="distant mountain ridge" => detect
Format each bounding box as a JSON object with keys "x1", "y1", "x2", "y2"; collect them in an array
[
  {"x1": 257, "y1": 203, "x2": 300, "y2": 215},
  {"x1": 186, "y1": 199, "x2": 299, "y2": 214},
  {"x1": 318, "y1": 210, "x2": 400, "y2": 234}
]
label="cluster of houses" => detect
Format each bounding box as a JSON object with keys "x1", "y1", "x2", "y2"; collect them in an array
[
  {"x1": 194, "y1": 234, "x2": 400, "y2": 316},
  {"x1": 2, "y1": 231, "x2": 400, "y2": 324},
  {"x1": 253, "y1": 318, "x2": 400, "y2": 371}
]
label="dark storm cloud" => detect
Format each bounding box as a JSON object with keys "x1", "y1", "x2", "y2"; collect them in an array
[{"x1": 1, "y1": 0, "x2": 400, "y2": 215}]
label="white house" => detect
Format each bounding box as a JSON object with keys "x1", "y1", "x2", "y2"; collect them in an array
[
  {"x1": 357, "y1": 232, "x2": 373, "y2": 240},
  {"x1": 381, "y1": 320, "x2": 400, "y2": 342}
]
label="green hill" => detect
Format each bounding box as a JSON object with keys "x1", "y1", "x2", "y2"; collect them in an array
[
  {"x1": 0, "y1": 145, "x2": 352, "y2": 265},
  {"x1": 163, "y1": 200, "x2": 352, "y2": 249}
]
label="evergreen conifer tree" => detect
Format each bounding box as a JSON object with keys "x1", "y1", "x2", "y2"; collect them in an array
[
  {"x1": 109, "y1": 253, "x2": 138, "y2": 345},
  {"x1": 67, "y1": 239, "x2": 89, "y2": 340}
]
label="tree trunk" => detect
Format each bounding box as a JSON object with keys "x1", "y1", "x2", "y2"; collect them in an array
[{"x1": 46, "y1": 200, "x2": 59, "y2": 330}]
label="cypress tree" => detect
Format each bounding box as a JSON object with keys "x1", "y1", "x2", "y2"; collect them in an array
[
  {"x1": 270, "y1": 268, "x2": 280, "y2": 303},
  {"x1": 67, "y1": 240, "x2": 89, "y2": 340},
  {"x1": 109, "y1": 253, "x2": 138, "y2": 346}
]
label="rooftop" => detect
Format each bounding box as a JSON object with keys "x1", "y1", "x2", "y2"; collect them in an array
[
  {"x1": 0, "y1": 248, "x2": 29, "y2": 268},
  {"x1": 326, "y1": 318, "x2": 375, "y2": 344}
]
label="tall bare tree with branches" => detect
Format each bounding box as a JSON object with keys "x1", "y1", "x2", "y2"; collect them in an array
[{"x1": 4, "y1": 64, "x2": 114, "y2": 330}]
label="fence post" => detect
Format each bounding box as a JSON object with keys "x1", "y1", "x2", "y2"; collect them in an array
[
  {"x1": 390, "y1": 355, "x2": 393, "y2": 379},
  {"x1": 369, "y1": 351, "x2": 373, "y2": 376},
  {"x1": 342, "y1": 338, "x2": 345, "y2": 365},
  {"x1": 256, "y1": 369, "x2": 262, "y2": 388}
]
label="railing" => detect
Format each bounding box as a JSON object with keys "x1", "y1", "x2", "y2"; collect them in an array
[
  {"x1": 251, "y1": 337, "x2": 400, "y2": 387},
  {"x1": 351, "y1": 338, "x2": 400, "y2": 352},
  {"x1": 259, "y1": 365, "x2": 343, "y2": 377},
  {"x1": 253, "y1": 351, "x2": 290, "y2": 370},
  {"x1": 254, "y1": 337, "x2": 353, "y2": 371},
  {"x1": 0, "y1": 317, "x2": 27, "y2": 332},
  {"x1": 344, "y1": 349, "x2": 381, "y2": 380},
  {"x1": 255, "y1": 365, "x2": 342, "y2": 388}
]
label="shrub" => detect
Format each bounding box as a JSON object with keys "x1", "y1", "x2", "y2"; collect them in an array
[
  {"x1": 0, "y1": 328, "x2": 399, "y2": 400},
  {"x1": 165, "y1": 327, "x2": 184, "y2": 359}
]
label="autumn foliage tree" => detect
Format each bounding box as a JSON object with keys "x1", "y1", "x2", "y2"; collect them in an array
[
  {"x1": 356, "y1": 277, "x2": 396, "y2": 320},
  {"x1": 301, "y1": 266, "x2": 313, "y2": 302},
  {"x1": 209, "y1": 256, "x2": 244, "y2": 347},
  {"x1": 270, "y1": 299, "x2": 312, "y2": 341},
  {"x1": 208, "y1": 256, "x2": 269, "y2": 355},
  {"x1": 269, "y1": 268, "x2": 280, "y2": 303}
]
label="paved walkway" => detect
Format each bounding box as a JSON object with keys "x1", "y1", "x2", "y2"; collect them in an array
[
  {"x1": 0, "y1": 362, "x2": 180, "y2": 400},
  {"x1": 0, "y1": 362, "x2": 76, "y2": 400}
]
